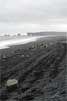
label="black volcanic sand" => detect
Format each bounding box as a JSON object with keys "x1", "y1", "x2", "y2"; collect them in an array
[{"x1": 0, "y1": 36, "x2": 67, "y2": 101}]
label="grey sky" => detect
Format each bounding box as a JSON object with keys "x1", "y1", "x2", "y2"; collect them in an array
[{"x1": 0, "y1": 0, "x2": 67, "y2": 35}]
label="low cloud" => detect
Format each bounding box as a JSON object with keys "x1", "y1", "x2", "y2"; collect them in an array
[{"x1": 0, "y1": 0, "x2": 67, "y2": 34}]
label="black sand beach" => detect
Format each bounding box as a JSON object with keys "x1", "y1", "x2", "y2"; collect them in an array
[{"x1": 0, "y1": 36, "x2": 67, "y2": 101}]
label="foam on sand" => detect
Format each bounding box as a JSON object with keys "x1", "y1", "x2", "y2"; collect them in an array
[{"x1": 0, "y1": 36, "x2": 42, "y2": 49}]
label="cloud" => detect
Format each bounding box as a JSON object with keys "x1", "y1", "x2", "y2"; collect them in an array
[
  {"x1": 0, "y1": 0, "x2": 67, "y2": 16},
  {"x1": 0, "y1": 0, "x2": 67, "y2": 34}
]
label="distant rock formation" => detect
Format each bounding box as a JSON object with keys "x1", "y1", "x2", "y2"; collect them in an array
[{"x1": 27, "y1": 31, "x2": 67, "y2": 36}]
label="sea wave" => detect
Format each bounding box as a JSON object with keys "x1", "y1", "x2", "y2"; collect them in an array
[{"x1": 0, "y1": 36, "x2": 41, "y2": 49}]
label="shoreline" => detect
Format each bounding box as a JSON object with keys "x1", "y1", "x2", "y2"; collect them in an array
[
  {"x1": 0, "y1": 35, "x2": 66, "y2": 50},
  {"x1": 0, "y1": 36, "x2": 40, "y2": 50}
]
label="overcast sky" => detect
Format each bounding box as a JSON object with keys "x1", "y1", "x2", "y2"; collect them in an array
[{"x1": 0, "y1": 0, "x2": 67, "y2": 35}]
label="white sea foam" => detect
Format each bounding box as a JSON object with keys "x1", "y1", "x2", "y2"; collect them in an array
[
  {"x1": 0, "y1": 36, "x2": 41, "y2": 49},
  {"x1": 0, "y1": 35, "x2": 62, "y2": 50}
]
